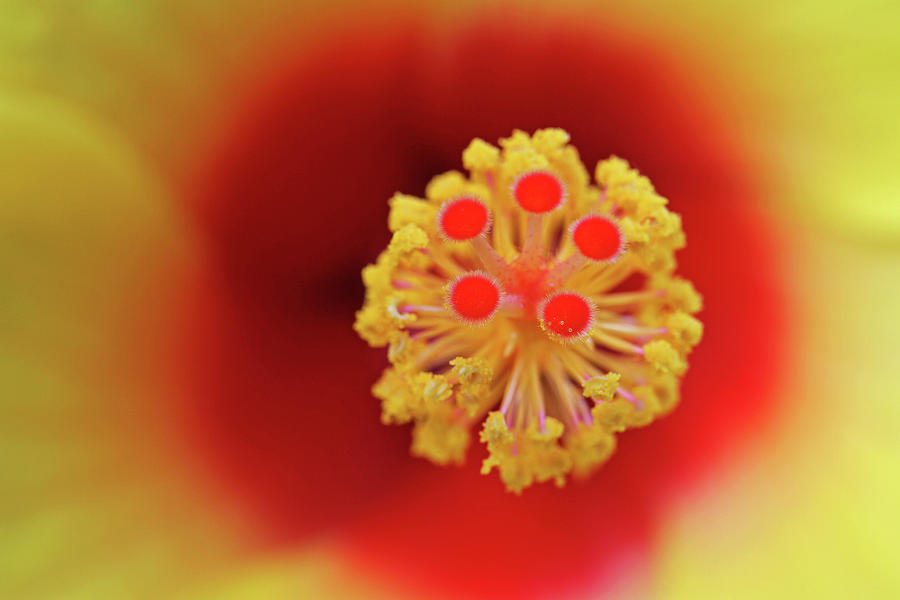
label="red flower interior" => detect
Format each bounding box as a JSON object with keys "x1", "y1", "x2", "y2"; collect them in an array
[{"x1": 178, "y1": 11, "x2": 786, "y2": 600}]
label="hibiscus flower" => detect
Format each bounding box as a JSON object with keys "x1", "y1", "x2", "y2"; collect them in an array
[{"x1": 1, "y1": 2, "x2": 897, "y2": 599}]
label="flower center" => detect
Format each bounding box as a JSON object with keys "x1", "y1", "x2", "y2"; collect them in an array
[
  {"x1": 356, "y1": 128, "x2": 704, "y2": 494},
  {"x1": 503, "y1": 257, "x2": 554, "y2": 318}
]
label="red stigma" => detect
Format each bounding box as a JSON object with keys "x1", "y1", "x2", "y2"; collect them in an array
[
  {"x1": 512, "y1": 171, "x2": 564, "y2": 213},
  {"x1": 572, "y1": 216, "x2": 624, "y2": 261},
  {"x1": 541, "y1": 292, "x2": 593, "y2": 338},
  {"x1": 438, "y1": 197, "x2": 490, "y2": 240},
  {"x1": 449, "y1": 273, "x2": 501, "y2": 322}
]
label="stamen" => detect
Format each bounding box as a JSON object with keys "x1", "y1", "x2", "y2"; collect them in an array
[
  {"x1": 528, "y1": 359, "x2": 546, "y2": 430},
  {"x1": 547, "y1": 357, "x2": 589, "y2": 428},
  {"x1": 592, "y1": 289, "x2": 664, "y2": 308},
  {"x1": 401, "y1": 304, "x2": 446, "y2": 314},
  {"x1": 447, "y1": 272, "x2": 502, "y2": 324},
  {"x1": 414, "y1": 330, "x2": 478, "y2": 370},
  {"x1": 421, "y1": 248, "x2": 465, "y2": 279},
  {"x1": 357, "y1": 129, "x2": 702, "y2": 493},
  {"x1": 575, "y1": 256, "x2": 638, "y2": 296},
  {"x1": 590, "y1": 330, "x2": 645, "y2": 355},
  {"x1": 616, "y1": 386, "x2": 639, "y2": 406},
  {"x1": 596, "y1": 321, "x2": 667, "y2": 337},
  {"x1": 500, "y1": 357, "x2": 525, "y2": 415}
]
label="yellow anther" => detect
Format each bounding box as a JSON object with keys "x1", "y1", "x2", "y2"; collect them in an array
[
  {"x1": 591, "y1": 398, "x2": 636, "y2": 433},
  {"x1": 666, "y1": 311, "x2": 704, "y2": 351},
  {"x1": 462, "y1": 138, "x2": 501, "y2": 172},
  {"x1": 565, "y1": 423, "x2": 616, "y2": 477},
  {"x1": 481, "y1": 411, "x2": 514, "y2": 446},
  {"x1": 353, "y1": 303, "x2": 392, "y2": 347},
  {"x1": 374, "y1": 368, "x2": 420, "y2": 424},
  {"x1": 387, "y1": 223, "x2": 429, "y2": 259},
  {"x1": 650, "y1": 207, "x2": 683, "y2": 239},
  {"x1": 656, "y1": 276, "x2": 703, "y2": 313},
  {"x1": 618, "y1": 216, "x2": 651, "y2": 244},
  {"x1": 387, "y1": 331, "x2": 425, "y2": 369},
  {"x1": 412, "y1": 409, "x2": 471, "y2": 466},
  {"x1": 594, "y1": 156, "x2": 631, "y2": 189},
  {"x1": 643, "y1": 339, "x2": 688, "y2": 375},
  {"x1": 414, "y1": 372, "x2": 453, "y2": 404},
  {"x1": 628, "y1": 385, "x2": 662, "y2": 427},
  {"x1": 582, "y1": 372, "x2": 621, "y2": 401},
  {"x1": 361, "y1": 260, "x2": 392, "y2": 292},
  {"x1": 385, "y1": 297, "x2": 417, "y2": 327},
  {"x1": 449, "y1": 356, "x2": 493, "y2": 388},
  {"x1": 480, "y1": 413, "x2": 571, "y2": 494},
  {"x1": 531, "y1": 128, "x2": 571, "y2": 155},
  {"x1": 650, "y1": 372, "x2": 680, "y2": 415},
  {"x1": 388, "y1": 193, "x2": 437, "y2": 232}
]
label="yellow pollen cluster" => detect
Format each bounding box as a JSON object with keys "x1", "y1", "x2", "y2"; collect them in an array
[{"x1": 355, "y1": 128, "x2": 703, "y2": 493}]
